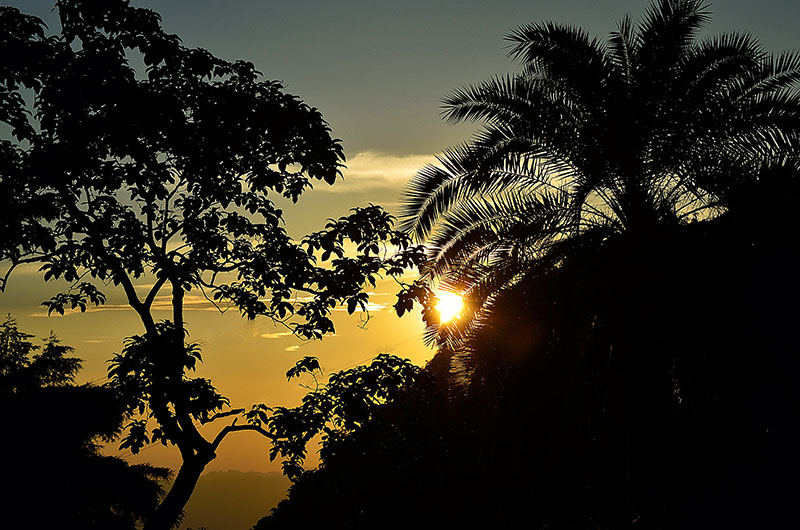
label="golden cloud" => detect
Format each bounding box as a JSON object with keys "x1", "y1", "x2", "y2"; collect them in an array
[{"x1": 318, "y1": 151, "x2": 436, "y2": 193}]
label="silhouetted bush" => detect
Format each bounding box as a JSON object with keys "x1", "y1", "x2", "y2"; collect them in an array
[{"x1": 0, "y1": 318, "x2": 168, "y2": 529}]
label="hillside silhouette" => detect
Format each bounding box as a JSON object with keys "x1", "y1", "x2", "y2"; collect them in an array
[{"x1": 180, "y1": 471, "x2": 289, "y2": 530}]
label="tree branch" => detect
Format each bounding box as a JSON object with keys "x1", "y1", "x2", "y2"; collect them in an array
[
  {"x1": 176, "y1": 413, "x2": 212, "y2": 456},
  {"x1": 211, "y1": 423, "x2": 277, "y2": 452},
  {"x1": 201, "y1": 408, "x2": 246, "y2": 424},
  {"x1": 143, "y1": 275, "x2": 169, "y2": 311},
  {"x1": 1, "y1": 255, "x2": 49, "y2": 292},
  {"x1": 171, "y1": 281, "x2": 184, "y2": 331},
  {"x1": 114, "y1": 267, "x2": 156, "y2": 334}
]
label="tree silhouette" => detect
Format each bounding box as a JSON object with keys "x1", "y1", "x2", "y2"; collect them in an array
[
  {"x1": 253, "y1": 354, "x2": 446, "y2": 530},
  {"x1": 1, "y1": 316, "x2": 169, "y2": 529},
  {"x1": 0, "y1": 315, "x2": 81, "y2": 392},
  {"x1": 400, "y1": 0, "x2": 800, "y2": 347},
  {"x1": 0, "y1": 1, "x2": 424, "y2": 528}
]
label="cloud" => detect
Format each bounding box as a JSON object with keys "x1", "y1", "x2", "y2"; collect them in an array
[
  {"x1": 318, "y1": 151, "x2": 436, "y2": 193},
  {"x1": 284, "y1": 345, "x2": 301, "y2": 352},
  {"x1": 332, "y1": 301, "x2": 388, "y2": 312},
  {"x1": 28, "y1": 294, "x2": 223, "y2": 317},
  {"x1": 365, "y1": 291, "x2": 394, "y2": 298},
  {"x1": 260, "y1": 331, "x2": 294, "y2": 339}
]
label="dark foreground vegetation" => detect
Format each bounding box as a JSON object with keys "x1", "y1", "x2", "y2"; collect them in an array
[
  {"x1": 257, "y1": 206, "x2": 799, "y2": 529},
  {"x1": 0, "y1": 317, "x2": 169, "y2": 529},
  {"x1": 256, "y1": 0, "x2": 800, "y2": 528},
  {"x1": 2, "y1": 0, "x2": 798, "y2": 528},
  {"x1": 0, "y1": 1, "x2": 423, "y2": 528}
]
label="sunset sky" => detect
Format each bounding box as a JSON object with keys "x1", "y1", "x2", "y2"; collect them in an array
[{"x1": 2, "y1": 0, "x2": 799, "y2": 478}]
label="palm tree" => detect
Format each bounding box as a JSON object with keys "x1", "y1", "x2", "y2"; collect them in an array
[{"x1": 401, "y1": 0, "x2": 800, "y2": 346}]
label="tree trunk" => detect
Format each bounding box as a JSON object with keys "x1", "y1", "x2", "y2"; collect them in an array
[{"x1": 143, "y1": 456, "x2": 208, "y2": 530}]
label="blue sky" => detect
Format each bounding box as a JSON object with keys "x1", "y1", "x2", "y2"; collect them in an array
[{"x1": 11, "y1": 0, "x2": 800, "y2": 158}]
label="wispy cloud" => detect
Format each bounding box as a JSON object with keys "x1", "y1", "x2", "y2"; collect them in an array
[
  {"x1": 365, "y1": 291, "x2": 394, "y2": 298},
  {"x1": 81, "y1": 336, "x2": 115, "y2": 344},
  {"x1": 332, "y1": 301, "x2": 388, "y2": 312},
  {"x1": 318, "y1": 151, "x2": 435, "y2": 193},
  {"x1": 260, "y1": 331, "x2": 294, "y2": 339},
  {"x1": 284, "y1": 345, "x2": 301, "y2": 352},
  {"x1": 29, "y1": 294, "x2": 222, "y2": 317}
]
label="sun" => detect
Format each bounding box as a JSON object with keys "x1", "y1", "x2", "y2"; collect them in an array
[{"x1": 435, "y1": 291, "x2": 464, "y2": 324}]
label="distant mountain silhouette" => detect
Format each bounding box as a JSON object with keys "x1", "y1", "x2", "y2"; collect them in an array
[{"x1": 180, "y1": 471, "x2": 289, "y2": 530}]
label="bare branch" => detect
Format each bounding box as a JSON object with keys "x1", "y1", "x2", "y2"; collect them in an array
[
  {"x1": 201, "y1": 408, "x2": 246, "y2": 424},
  {"x1": 211, "y1": 423, "x2": 277, "y2": 452},
  {"x1": 1, "y1": 256, "x2": 49, "y2": 292},
  {"x1": 143, "y1": 275, "x2": 169, "y2": 310}
]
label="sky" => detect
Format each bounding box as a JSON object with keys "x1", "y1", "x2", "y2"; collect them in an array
[{"x1": 2, "y1": 0, "x2": 800, "y2": 479}]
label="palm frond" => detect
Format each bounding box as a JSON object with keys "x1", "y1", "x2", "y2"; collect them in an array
[
  {"x1": 442, "y1": 74, "x2": 587, "y2": 138},
  {"x1": 505, "y1": 20, "x2": 609, "y2": 103},
  {"x1": 608, "y1": 15, "x2": 636, "y2": 87},
  {"x1": 401, "y1": 0, "x2": 800, "y2": 372},
  {"x1": 400, "y1": 159, "x2": 466, "y2": 240},
  {"x1": 637, "y1": 0, "x2": 710, "y2": 68},
  {"x1": 425, "y1": 189, "x2": 572, "y2": 278}
]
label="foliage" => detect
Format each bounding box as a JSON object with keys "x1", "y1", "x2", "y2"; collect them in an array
[
  {"x1": 250, "y1": 3, "x2": 800, "y2": 527},
  {"x1": 253, "y1": 355, "x2": 446, "y2": 530},
  {"x1": 0, "y1": 0, "x2": 421, "y2": 338},
  {"x1": 268, "y1": 354, "x2": 425, "y2": 480},
  {"x1": 254, "y1": 214, "x2": 800, "y2": 529},
  {"x1": 0, "y1": 317, "x2": 169, "y2": 529},
  {"x1": 107, "y1": 321, "x2": 229, "y2": 454},
  {"x1": 0, "y1": 314, "x2": 82, "y2": 391},
  {"x1": 0, "y1": 1, "x2": 425, "y2": 528},
  {"x1": 400, "y1": 0, "x2": 800, "y2": 349}
]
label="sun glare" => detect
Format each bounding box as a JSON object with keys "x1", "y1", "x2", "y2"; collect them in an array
[{"x1": 436, "y1": 291, "x2": 464, "y2": 324}]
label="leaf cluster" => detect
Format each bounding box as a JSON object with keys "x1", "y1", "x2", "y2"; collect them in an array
[
  {"x1": 1, "y1": 0, "x2": 429, "y2": 351},
  {"x1": 107, "y1": 321, "x2": 229, "y2": 453},
  {"x1": 266, "y1": 354, "x2": 423, "y2": 480},
  {"x1": 0, "y1": 314, "x2": 83, "y2": 392},
  {"x1": 1, "y1": 2, "x2": 429, "y2": 345}
]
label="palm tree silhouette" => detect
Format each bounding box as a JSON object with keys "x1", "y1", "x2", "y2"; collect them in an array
[{"x1": 401, "y1": 0, "x2": 800, "y2": 344}]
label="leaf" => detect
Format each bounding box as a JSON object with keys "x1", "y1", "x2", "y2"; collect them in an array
[{"x1": 286, "y1": 356, "x2": 321, "y2": 380}]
